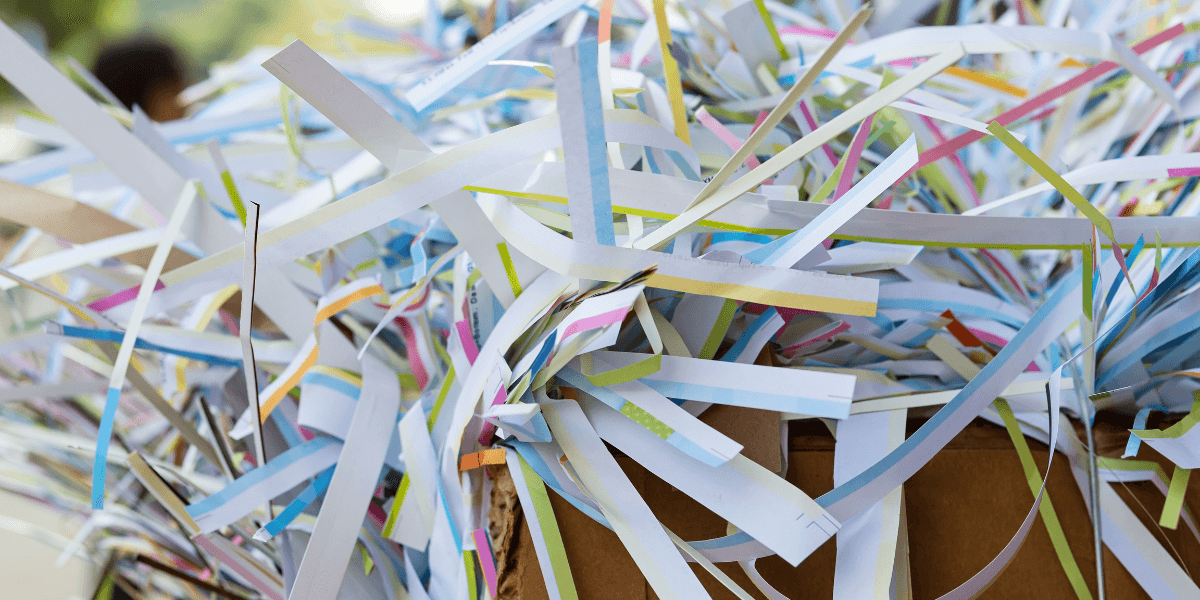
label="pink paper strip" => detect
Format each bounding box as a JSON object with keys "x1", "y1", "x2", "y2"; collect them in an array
[
  {"x1": 799, "y1": 100, "x2": 840, "y2": 168},
  {"x1": 778, "y1": 25, "x2": 840, "y2": 39},
  {"x1": 562, "y1": 306, "x2": 631, "y2": 339},
  {"x1": 1140, "y1": 268, "x2": 1160, "y2": 304},
  {"x1": 979, "y1": 249, "x2": 1030, "y2": 302},
  {"x1": 751, "y1": 110, "x2": 769, "y2": 132},
  {"x1": 776, "y1": 306, "x2": 818, "y2": 323},
  {"x1": 455, "y1": 319, "x2": 480, "y2": 365},
  {"x1": 918, "y1": 114, "x2": 980, "y2": 206},
  {"x1": 695, "y1": 107, "x2": 761, "y2": 169},
  {"x1": 833, "y1": 113, "x2": 875, "y2": 201},
  {"x1": 783, "y1": 321, "x2": 849, "y2": 355},
  {"x1": 396, "y1": 317, "x2": 429, "y2": 389},
  {"x1": 1111, "y1": 241, "x2": 1135, "y2": 291},
  {"x1": 472, "y1": 528, "x2": 499, "y2": 598},
  {"x1": 88, "y1": 279, "x2": 165, "y2": 312},
  {"x1": 477, "y1": 385, "x2": 509, "y2": 445},
  {"x1": 907, "y1": 24, "x2": 1185, "y2": 178},
  {"x1": 367, "y1": 502, "x2": 389, "y2": 531},
  {"x1": 219, "y1": 309, "x2": 240, "y2": 337}
]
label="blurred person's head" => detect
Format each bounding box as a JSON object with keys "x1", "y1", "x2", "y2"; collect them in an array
[{"x1": 93, "y1": 36, "x2": 187, "y2": 122}]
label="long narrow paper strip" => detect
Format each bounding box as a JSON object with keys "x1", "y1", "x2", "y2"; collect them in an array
[
  {"x1": 506, "y1": 449, "x2": 580, "y2": 600},
  {"x1": 186, "y1": 437, "x2": 342, "y2": 533},
  {"x1": 290, "y1": 355, "x2": 401, "y2": 599},
  {"x1": 832, "y1": 409, "x2": 905, "y2": 600},
  {"x1": 92, "y1": 182, "x2": 197, "y2": 509},
  {"x1": 542, "y1": 399, "x2": 713, "y2": 599},
  {"x1": 554, "y1": 37, "x2": 616, "y2": 247}
]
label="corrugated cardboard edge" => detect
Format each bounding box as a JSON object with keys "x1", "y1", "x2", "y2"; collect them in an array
[{"x1": 490, "y1": 464, "x2": 527, "y2": 600}]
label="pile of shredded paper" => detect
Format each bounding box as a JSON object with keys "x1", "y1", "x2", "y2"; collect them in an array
[{"x1": 5, "y1": 0, "x2": 1200, "y2": 597}]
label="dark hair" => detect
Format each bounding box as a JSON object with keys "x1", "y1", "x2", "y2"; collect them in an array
[{"x1": 92, "y1": 37, "x2": 184, "y2": 111}]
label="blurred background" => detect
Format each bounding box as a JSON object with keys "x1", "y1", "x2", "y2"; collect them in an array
[
  {"x1": 0, "y1": 2, "x2": 433, "y2": 597},
  {"x1": 0, "y1": 0, "x2": 434, "y2": 163}
]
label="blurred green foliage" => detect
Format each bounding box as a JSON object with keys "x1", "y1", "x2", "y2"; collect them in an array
[
  {"x1": 4, "y1": 0, "x2": 279, "y2": 72},
  {"x1": 0, "y1": 0, "x2": 427, "y2": 106},
  {"x1": 1, "y1": 0, "x2": 106, "y2": 51},
  {"x1": 0, "y1": 0, "x2": 335, "y2": 95}
]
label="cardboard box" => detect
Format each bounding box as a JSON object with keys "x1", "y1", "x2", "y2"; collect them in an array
[{"x1": 490, "y1": 412, "x2": 1200, "y2": 599}]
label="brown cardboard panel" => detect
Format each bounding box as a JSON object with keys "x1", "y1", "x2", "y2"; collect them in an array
[
  {"x1": 641, "y1": 459, "x2": 788, "y2": 600},
  {"x1": 0, "y1": 179, "x2": 195, "y2": 271},
  {"x1": 499, "y1": 457, "x2": 649, "y2": 600},
  {"x1": 902, "y1": 418, "x2": 1121, "y2": 599},
  {"x1": 687, "y1": 343, "x2": 786, "y2": 473},
  {"x1": 754, "y1": 426, "x2": 840, "y2": 599},
  {"x1": 506, "y1": 505, "x2": 548, "y2": 600},
  {"x1": 495, "y1": 416, "x2": 1200, "y2": 600},
  {"x1": 699, "y1": 405, "x2": 782, "y2": 473}
]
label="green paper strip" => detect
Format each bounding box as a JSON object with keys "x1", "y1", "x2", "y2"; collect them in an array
[
  {"x1": 280, "y1": 84, "x2": 304, "y2": 160},
  {"x1": 1098, "y1": 456, "x2": 1168, "y2": 477},
  {"x1": 810, "y1": 153, "x2": 848, "y2": 204},
  {"x1": 464, "y1": 550, "x2": 479, "y2": 599},
  {"x1": 360, "y1": 544, "x2": 374, "y2": 576},
  {"x1": 1098, "y1": 456, "x2": 1200, "y2": 530},
  {"x1": 221, "y1": 171, "x2": 247, "y2": 227},
  {"x1": 699, "y1": 299, "x2": 739, "y2": 360},
  {"x1": 752, "y1": 0, "x2": 789, "y2": 61},
  {"x1": 620, "y1": 402, "x2": 674, "y2": 439},
  {"x1": 96, "y1": 576, "x2": 115, "y2": 600},
  {"x1": 583, "y1": 352, "x2": 662, "y2": 387},
  {"x1": 463, "y1": 185, "x2": 1200, "y2": 250},
  {"x1": 1155, "y1": 229, "x2": 1163, "y2": 273},
  {"x1": 987, "y1": 121, "x2": 1115, "y2": 243},
  {"x1": 865, "y1": 119, "x2": 895, "y2": 147},
  {"x1": 381, "y1": 474, "x2": 410, "y2": 538},
  {"x1": 398, "y1": 373, "x2": 420, "y2": 390},
  {"x1": 1131, "y1": 391, "x2": 1200, "y2": 440},
  {"x1": 427, "y1": 367, "x2": 456, "y2": 430},
  {"x1": 497, "y1": 242, "x2": 524, "y2": 298},
  {"x1": 1161, "y1": 466, "x2": 1191, "y2": 530},
  {"x1": 1082, "y1": 242, "x2": 1094, "y2": 322},
  {"x1": 994, "y1": 399, "x2": 1094, "y2": 600},
  {"x1": 465, "y1": 266, "x2": 484, "y2": 291},
  {"x1": 516, "y1": 452, "x2": 580, "y2": 600}
]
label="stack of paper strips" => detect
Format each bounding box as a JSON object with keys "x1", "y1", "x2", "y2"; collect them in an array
[{"x1": 6, "y1": 0, "x2": 1200, "y2": 597}]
